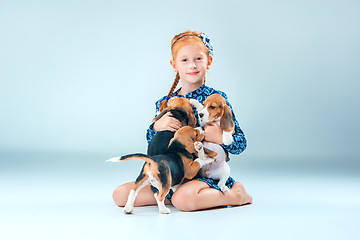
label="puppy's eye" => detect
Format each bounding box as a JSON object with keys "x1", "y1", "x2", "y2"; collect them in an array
[{"x1": 209, "y1": 106, "x2": 215, "y2": 110}]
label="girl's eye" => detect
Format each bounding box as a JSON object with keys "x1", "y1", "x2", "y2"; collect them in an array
[
  {"x1": 182, "y1": 59, "x2": 188, "y2": 62},
  {"x1": 196, "y1": 57, "x2": 202, "y2": 60}
]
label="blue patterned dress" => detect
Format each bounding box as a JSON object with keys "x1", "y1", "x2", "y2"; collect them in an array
[{"x1": 146, "y1": 84, "x2": 247, "y2": 197}]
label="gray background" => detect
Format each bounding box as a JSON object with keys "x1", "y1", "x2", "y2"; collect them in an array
[
  {"x1": 1, "y1": 1, "x2": 359, "y2": 239},
  {"x1": 1, "y1": 0, "x2": 359, "y2": 161}
]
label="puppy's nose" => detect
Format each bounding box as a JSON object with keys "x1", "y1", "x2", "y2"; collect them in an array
[{"x1": 199, "y1": 113, "x2": 204, "y2": 118}]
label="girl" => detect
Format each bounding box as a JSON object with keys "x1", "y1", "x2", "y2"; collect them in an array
[{"x1": 113, "y1": 31, "x2": 252, "y2": 211}]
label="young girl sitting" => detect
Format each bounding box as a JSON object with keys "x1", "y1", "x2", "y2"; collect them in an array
[{"x1": 112, "y1": 30, "x2": 252, "y2": 211}]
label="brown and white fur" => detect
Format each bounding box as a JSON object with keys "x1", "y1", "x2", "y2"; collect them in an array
[
  {"x1": 196, "y1": 141, "x2": 231, "y2": 192},
  {"x1": 189, "y1": 94, "x2": 235, "y2": 192},
  {"x1": 153, "y1": 97, "x2": 197, "y2": 128},
  {"x1": 107, "y1": 126, "x2": 217, "y2": 214},
  {"x1": 148, "y1": 97, "x2": 197, "y2": 156},
  {"x1": 190, "y1": 94, "x2": 235, "y2": 145}
]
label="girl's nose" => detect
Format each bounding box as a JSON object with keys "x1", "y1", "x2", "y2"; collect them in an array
[{"x1": 190, "y1": 61, "x2": 197, "y2": 68}]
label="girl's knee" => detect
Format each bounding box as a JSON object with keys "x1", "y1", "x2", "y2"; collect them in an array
[
  {"x1": 112, "y1": 182, "x2": 133, "y2": 207},
  {"x1": 171, "y1": 187, "x2": 197, "y2": 212}
]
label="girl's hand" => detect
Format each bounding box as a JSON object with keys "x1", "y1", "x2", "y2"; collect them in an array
[
  {"x1": 153, "y1": 112, "x2": 182, "y2": 132},
  {"x1": 204, "y1": 122, "x2": 224, "y2": 144}
]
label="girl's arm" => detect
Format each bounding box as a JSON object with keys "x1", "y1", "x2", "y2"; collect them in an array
[
  {"x1": 146, "y1": 122, "x2": 157, "y2": 144},
  {"x1": 206, "y1": 92, "x2": 246, "y2": 155},
  {"x1": 204, "y1": 116, "x2": 246, "y2": 155},
  {"x1": 146, "y1": 97, "x2": 164, "y2": 143},
  {"x1": 222, "y1": 97, "x2": 247, "y2": 155},
  {"x1": 146, "y1": 97, "x2": 182, "y2": 143}
]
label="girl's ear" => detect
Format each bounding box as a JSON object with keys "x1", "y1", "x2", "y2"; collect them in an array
[
  {"x1": 170, "y1": 59, "x2": 177, "y2": 72},
  {"x1": 207, "y1": 56, "x2": 213, "y2": 70}
]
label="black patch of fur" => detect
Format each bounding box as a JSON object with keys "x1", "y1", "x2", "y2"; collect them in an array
[
  {"x1": 120, "y1": 153, "x2": 149, "y2": 160},
  {"x1": 151, "y1": 154, "x2": 185, "y2": 186},
  {"x1": 157, "y1": 161, "x2": 171, "y2": 189},
  {"x1": 135, "y1": 165, "x2": 146, "y2": 183},
  {"x1": 147, "y1": 109, "x2": 189, "y2": 156},
  {"x1": 167, "y1": 139, "x2": 193, "y2": 159},
  {"x1": 169, "y1": 109, "x2": 189, "y2": 126},
  {"x1": 150, "y1": 185, "x2": 158, "y2": 194},
  {"x1": 147, "y1": 131, "x2": 174, "y2": 156}
]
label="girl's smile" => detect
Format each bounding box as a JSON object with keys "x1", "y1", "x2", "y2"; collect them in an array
[{"x1": 187, "y1": 71, "x2": 200, "y2": 76}]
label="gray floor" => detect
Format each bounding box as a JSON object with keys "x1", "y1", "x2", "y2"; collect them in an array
[{"x1": 1, "y1": 152, "x2": 359, "y2": 240}]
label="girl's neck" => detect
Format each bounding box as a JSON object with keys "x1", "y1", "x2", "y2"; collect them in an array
[{"x1": 178, "y1": 81, "x2": 204, "y2": 96}]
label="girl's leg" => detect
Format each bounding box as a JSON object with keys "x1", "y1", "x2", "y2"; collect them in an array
[
  {"x1": 112, "y1": 181, "x2": 171, "y2": 207},
  {"x1": 171, "y1": 180, "x2": 252, "y2": 212}
]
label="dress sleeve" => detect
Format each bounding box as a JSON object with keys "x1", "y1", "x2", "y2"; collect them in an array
[
  {"x1": 218, "y1": 92, "x2": 247, "y2": 155},
  {"x1": 146, "y1": 96, "x2": 166, "y2": 143},
  {"x1": 146, "y1": 122, "x2": 157, "y2": 144}
]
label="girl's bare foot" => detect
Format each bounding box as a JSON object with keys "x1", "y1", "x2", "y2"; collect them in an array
[{"x1": 229, "y1": 182, "x2": 253, "y2": 206}]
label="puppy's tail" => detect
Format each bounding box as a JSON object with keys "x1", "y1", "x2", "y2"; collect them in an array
[{"x1": 106, "y1": 153, "x2": 154, "y2": 164}]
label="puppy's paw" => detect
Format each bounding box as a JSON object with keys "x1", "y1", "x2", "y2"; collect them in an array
[
  {"x1": 211, "y1": 158, "x2": 217, "y2": 164},
  {"x1": 159, "y1": 206, "x2": 171, "y2": 214},
  {"x1": 195, "y1": 158, "x2": 209, "y2": 168},
  {"x1": 194, "y1": 141, "x2": 203, "y2": 152},
  {"x1": 204, "y1": 157, "x2": 216, "y2": 165},
  {"x1": 220, "y1": 185, "x2": 230, "y2": 193},
  {"x1": 123, "y1": 205, "x2": 134, "y2": 214}
]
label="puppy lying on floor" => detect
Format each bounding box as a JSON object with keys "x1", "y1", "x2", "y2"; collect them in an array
[
  {"x1": 147, "y1": 97, "x2": 196, "y2": 156},
  {"x1": 190, "y1": 94, "x2": 236, "y2": 192},
  {"x1": 107, "y1": 126, "x2": 216, "y2": 214}
]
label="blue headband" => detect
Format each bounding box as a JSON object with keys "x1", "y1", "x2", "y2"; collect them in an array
[{"x1": 171, "y1": 33, "x2": 214, "y2": 56}]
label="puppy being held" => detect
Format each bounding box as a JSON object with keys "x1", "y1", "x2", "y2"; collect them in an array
[
  {"x1": 189, "y1": 94, "x2": 236, "y2": 192},
  {"x1": 148, "y1": 97, "x2": 196, "y2": 156},
  {"x1": 107, "y1": 126, "x2": 216, "y2": 214},
  {"x1": 190, "y1": 93, "x2": 235, "y2": 145},
  {"x1": 195, "y1": 141, "x2": 231, "y2": 193}
]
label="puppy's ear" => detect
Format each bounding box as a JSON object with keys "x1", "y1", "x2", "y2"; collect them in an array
[
  {"x1": 184, "y1": 138, "x2": 197, "y2": 154},
  {"x1": 188, "y1": 111, "x2": 197, "y2": 128},
  {"x1": 194, "y1": 128, "x2": 204, "y2": 142},
  {"x1": 152, "y1": 107, "x2": 171, "y2": 122},
  {"x1": 203, "y1": 147, "x2": 218, "y2": 158},
  {"x1": 220, "y1": 105, "x2": 235, "y2": 132}
]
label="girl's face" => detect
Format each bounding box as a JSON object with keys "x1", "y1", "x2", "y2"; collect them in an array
[{"x1": 171, "y1": 44, "x2": 212, "y2": 86}]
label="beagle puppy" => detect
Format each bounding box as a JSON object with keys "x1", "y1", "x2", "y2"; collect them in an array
[
  {"x1": 190, "y1": 94, "x2": 235, "y2": 145},
  {"x1": 148, "y1": 97, "x2": 197, "y2": 156},
  {"x1": 196, "y1": 141, "x2": 231, "y2": 193},
  {"x1": 153, "y1": 97, "x2": 197, "y2": 127},
  {"x1": 107, "y1": 126, "x2": 217, "y2": 214}
]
